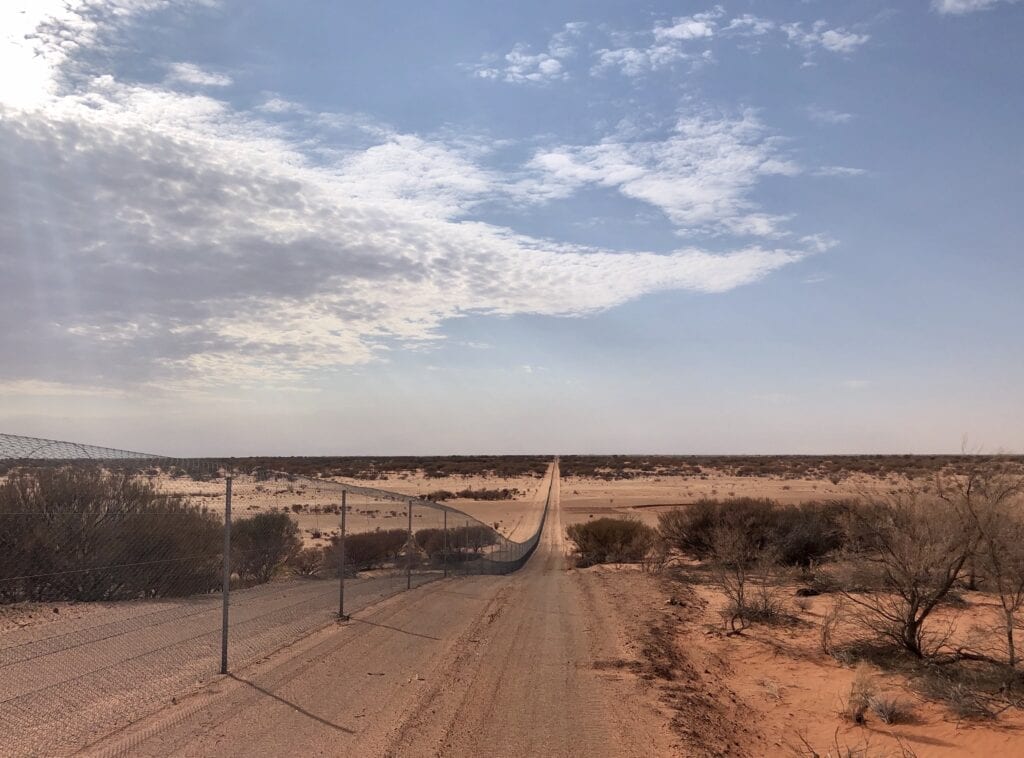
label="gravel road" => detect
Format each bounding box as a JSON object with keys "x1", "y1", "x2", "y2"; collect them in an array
[{"x1": 85, "y1": 461, "x2": 677, "y2": 757}]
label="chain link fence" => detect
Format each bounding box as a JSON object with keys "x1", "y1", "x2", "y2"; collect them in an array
[{"x1": 0, "y1": 433, "x2": 553, "y2": 757}]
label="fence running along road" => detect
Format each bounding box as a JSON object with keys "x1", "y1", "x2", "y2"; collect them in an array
[{"x1": 0, "y1": 433, "x2": 555, "y2": 757}]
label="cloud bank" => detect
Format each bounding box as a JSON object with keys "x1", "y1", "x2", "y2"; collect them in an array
[{"x1": 1, "y1": 2, "x2": 813, "y2": 392}]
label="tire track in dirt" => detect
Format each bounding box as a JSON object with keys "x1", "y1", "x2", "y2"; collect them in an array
[
  {"x1": 84, "y1": 461, "x2": 680, "y2": 757},
  {"x1": 380, "y1": 460, "x2": 677, "y2": 758}
]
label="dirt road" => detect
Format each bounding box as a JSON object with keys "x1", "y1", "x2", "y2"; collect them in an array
[{"x1": 88, "y1": 460, "x2": 677, "y2": 757}]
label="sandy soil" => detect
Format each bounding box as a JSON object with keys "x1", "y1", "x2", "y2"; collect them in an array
[
  {"x1": 152, "y1": 471, "x2": 547, "y2": 547},
  {"x1": 661, "y1": 579, "x2": 1024, "y2": 756},
  {"x1": 558, "y1": 472, "x2": 895, "y2": 528},
  {"x1": 83, "y1": 461, "x2": 680, "y2": 758}
]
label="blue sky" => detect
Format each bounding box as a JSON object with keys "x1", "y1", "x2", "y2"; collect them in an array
[{"x1": 0, "y1": 0, "x2": 1021, "y2": 455}]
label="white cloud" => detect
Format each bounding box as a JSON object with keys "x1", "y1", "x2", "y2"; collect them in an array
[
  {"x1": 256, "y1": 97, "x2": 303, "y2": 114},
  {"x1": 0, "y1": 5, "x2": 812, "y2": 391},
  {"x1": 591, "y1": 8, "x2": 867, "y2": 78},
  {"x1": 724, "y1": 15, "x2": 776, "y2": 36},
  {"x1": 593, "y1": 44, "x2": 689, "y2": 76},
  {"x1": 529, "y1": 112, "x2": 801, "y2": 238},
  {"x1": 473, "y1": 22, "x2": 583, "y2": 84},
  {"x1": 595, "y1": 9, "x2": 723, "y2": 77},
  {"x1": 0, "y1": 380, "x2": 126, "y2": 398},
  {"x1": 782, "y1": 21, "x2": 870, "y2": 56},
  {"x1": 805, "y1": 105, "x2": 854, "y2": 124},
  {"x1": 653, "y1": 7, "x2": 723, "y2": 41},
  {"x1": 816, "y1": 165, "x2": 867, "y2": 177},
  {"x1": 932, "y1": 0, "x2": 1021, "y2": 14},
  {"x1": 166, "y1": 62, "x2": 231, "y2": 87}
]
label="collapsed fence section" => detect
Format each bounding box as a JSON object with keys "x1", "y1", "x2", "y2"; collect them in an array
[{"x1": 0, "y1": 434, "x2": 553, "y2": 757}]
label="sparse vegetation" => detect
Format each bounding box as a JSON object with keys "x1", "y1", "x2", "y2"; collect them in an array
[
  {"x1": 425, "y1": 487, "x2": 522, "y2": 501},
  {"x1": 657, "y1": 498, "x2": 848, "y2": 567}
]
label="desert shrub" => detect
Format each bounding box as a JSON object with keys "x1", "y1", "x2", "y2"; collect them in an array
[
  {"x1": 914, "y1": 667, "x2": 1003, "y2": 720},
  {"x1": 820, "y1": 598, "x2": 847, "y2": 656},
  {"x1": 769, "y1": 501, "x2": 848, "y2": 567},
  {"x1": 658, "y1": 498, "x2": 848, "y2": 567},
  {"x1": 290, "y1": 547, "x2": 324, "y2": 576},
  {"x1": 0, "y1": 467, "x2": 223, "y2": 602},
  {"x1": 325, "y1": 528, "x2": 408, "y2": 571},
  {"x1": 641, "y1": 541, "x2": 670, "y2": 574},
  {"x1": 448, "y1": 524, "x2": 500, "y2": 553},
  {"x1": 565, "y1": 518, "x2": 658, "y2": 567},
  {"x1": 842, "y1": 664, "x2": 877, "y2": 724},
  {"x1": 414, "y1": 528, "x2": 447, "y2": 559},
  {"x1": 231, "y1": 512, "x2": 301, "y2": 584},
  {"x1": 426, "y1": 488, "x2": 521, "y2": 502},
  {"x1": 658, "y1": 498, "x2": 776, "y2": 560},
  {"x1": 711, "y1": 525, "x2": 790, "y2": 630},
  {"x1": 868, "y1": 695, "x2": 914, "y2": 725},
  {"x1": 839, "y1": 490, "x2": 977, "y2": 658}
]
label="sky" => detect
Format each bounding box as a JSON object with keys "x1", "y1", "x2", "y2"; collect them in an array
[{"x1": 0, "y1": 0, "x2": 1021, "y2": 456}]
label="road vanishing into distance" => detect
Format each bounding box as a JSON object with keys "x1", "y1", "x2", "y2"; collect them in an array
[{"x1": 74, "y1": 460, "x2": 674, "y2": 757}]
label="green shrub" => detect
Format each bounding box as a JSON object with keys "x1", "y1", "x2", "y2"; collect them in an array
[
  {"x1": 566, "y1": 518, "x2": 657, "y2": 567},
  {"x1": 231, "y1": 512, "x2": 301, "y2": 584}
]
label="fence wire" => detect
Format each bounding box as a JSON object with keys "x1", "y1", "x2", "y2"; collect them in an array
[{"x1": 0, "y1": 433, "x2": 553, "y2": 757}]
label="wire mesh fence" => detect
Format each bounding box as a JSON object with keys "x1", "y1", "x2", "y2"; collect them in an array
[{"x1": 0, "y1": 433, "x2": 553, "y2": 757}]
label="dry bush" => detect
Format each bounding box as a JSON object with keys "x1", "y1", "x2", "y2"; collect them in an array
[
  {"x1": 231, "y1": 512, "x2": 302, "y2": 584},
  {"x1": 290, "y1": 547, "x2": 324, "y2": 576},
  {"x1": 0, "y1": 467, "x2": 223, "y2": 602},
  {"x1": 658, "y1": 498, "x2": 848, "y2": 567},
  {"x1": 946, "y1": 461, "x2": 1024, "y2": 667},
  {"x1": 566, "y1": 518, "x2": 658, "y2": 567},
  {"x1": 839, "y1": 489, "x2": 976, "y2": 658},
  {"x1": 842, "y1": 663, "x2": 877, "y2": 724},
  {"x1": 325, "y1": 528, "x2": 407, "y2": 572},
  {"x1": 820, "y1": 599, "x2": 847, "y2": 657},
  {"x1": 640, "y1": 540, "x2": 670, "y2": 574},
  {"x1": 868, "y1": 695, "x2": 915, "y2": 725},
  {"x1": 914, "y1": 668, "x2": 1002, "y2": 720},
  {"x1": 791, "y1": 729, "x2": 918, "y2": 758},
  {"x1": 426, "y1": 488, "x2": 521, "y2": 501}
]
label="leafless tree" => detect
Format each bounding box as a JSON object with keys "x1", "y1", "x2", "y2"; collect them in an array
[
  {"x1": 711, "y1": 524, "x2": 755, "y2": 634},
  {"x1": 943, "y1": 460, "x2": 1024, "y2": 666},
  {"x1": 840, "y1": 488, "x2": 975, "y2": 658}
]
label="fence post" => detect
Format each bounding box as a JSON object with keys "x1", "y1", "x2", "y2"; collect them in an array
[
  {"x1": 338, "y1": 490, "x2": 347, "y2": 619},
  {"x1": 442, "y1": 510, "x2": 448, "y2": 578},
  {"x1": 406, "y1": 500, "x2": 413, "y2": 590},
  {"x1": 220, "y1": 475, "x2": 232, "y2": 675}
]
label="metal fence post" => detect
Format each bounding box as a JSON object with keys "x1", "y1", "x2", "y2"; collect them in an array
[
  {"x1": 406, "y1": 500, "x2": 413, "y2": 590},
  {"x1": 220, "y1": 475, "x2": 232, "y2": 675},
  {"x1": 338, "y1": 490, "x2": 347, "y2": 619},
  {"x1": 443, "y1": 510, "x2": 448, "y2": 578}
]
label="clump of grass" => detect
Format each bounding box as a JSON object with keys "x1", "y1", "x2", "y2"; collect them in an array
[
  {"x1": 868, "y1": 695, "x2": 915, "y2": 725},
  {"x1": 915, "y1": 668, "x2": 1000, "y2": 720},
  {"x1": 842, "y1": 664, "x2": 877, "y2": 724}
]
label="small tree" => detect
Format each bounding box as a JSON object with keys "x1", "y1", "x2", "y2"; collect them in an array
[
  {"x1": 711, "y1": 524, "x2": 757, "y2": 633},
  {"x1": 232, "y1": 512, "x2": 301, "y2": 584},
  {"x1": 947, "y1": 460, "x2": 1024, "y2": 666},
  {"x1": 840, "y1": 490, "x2": 975, "y2": 658}
]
